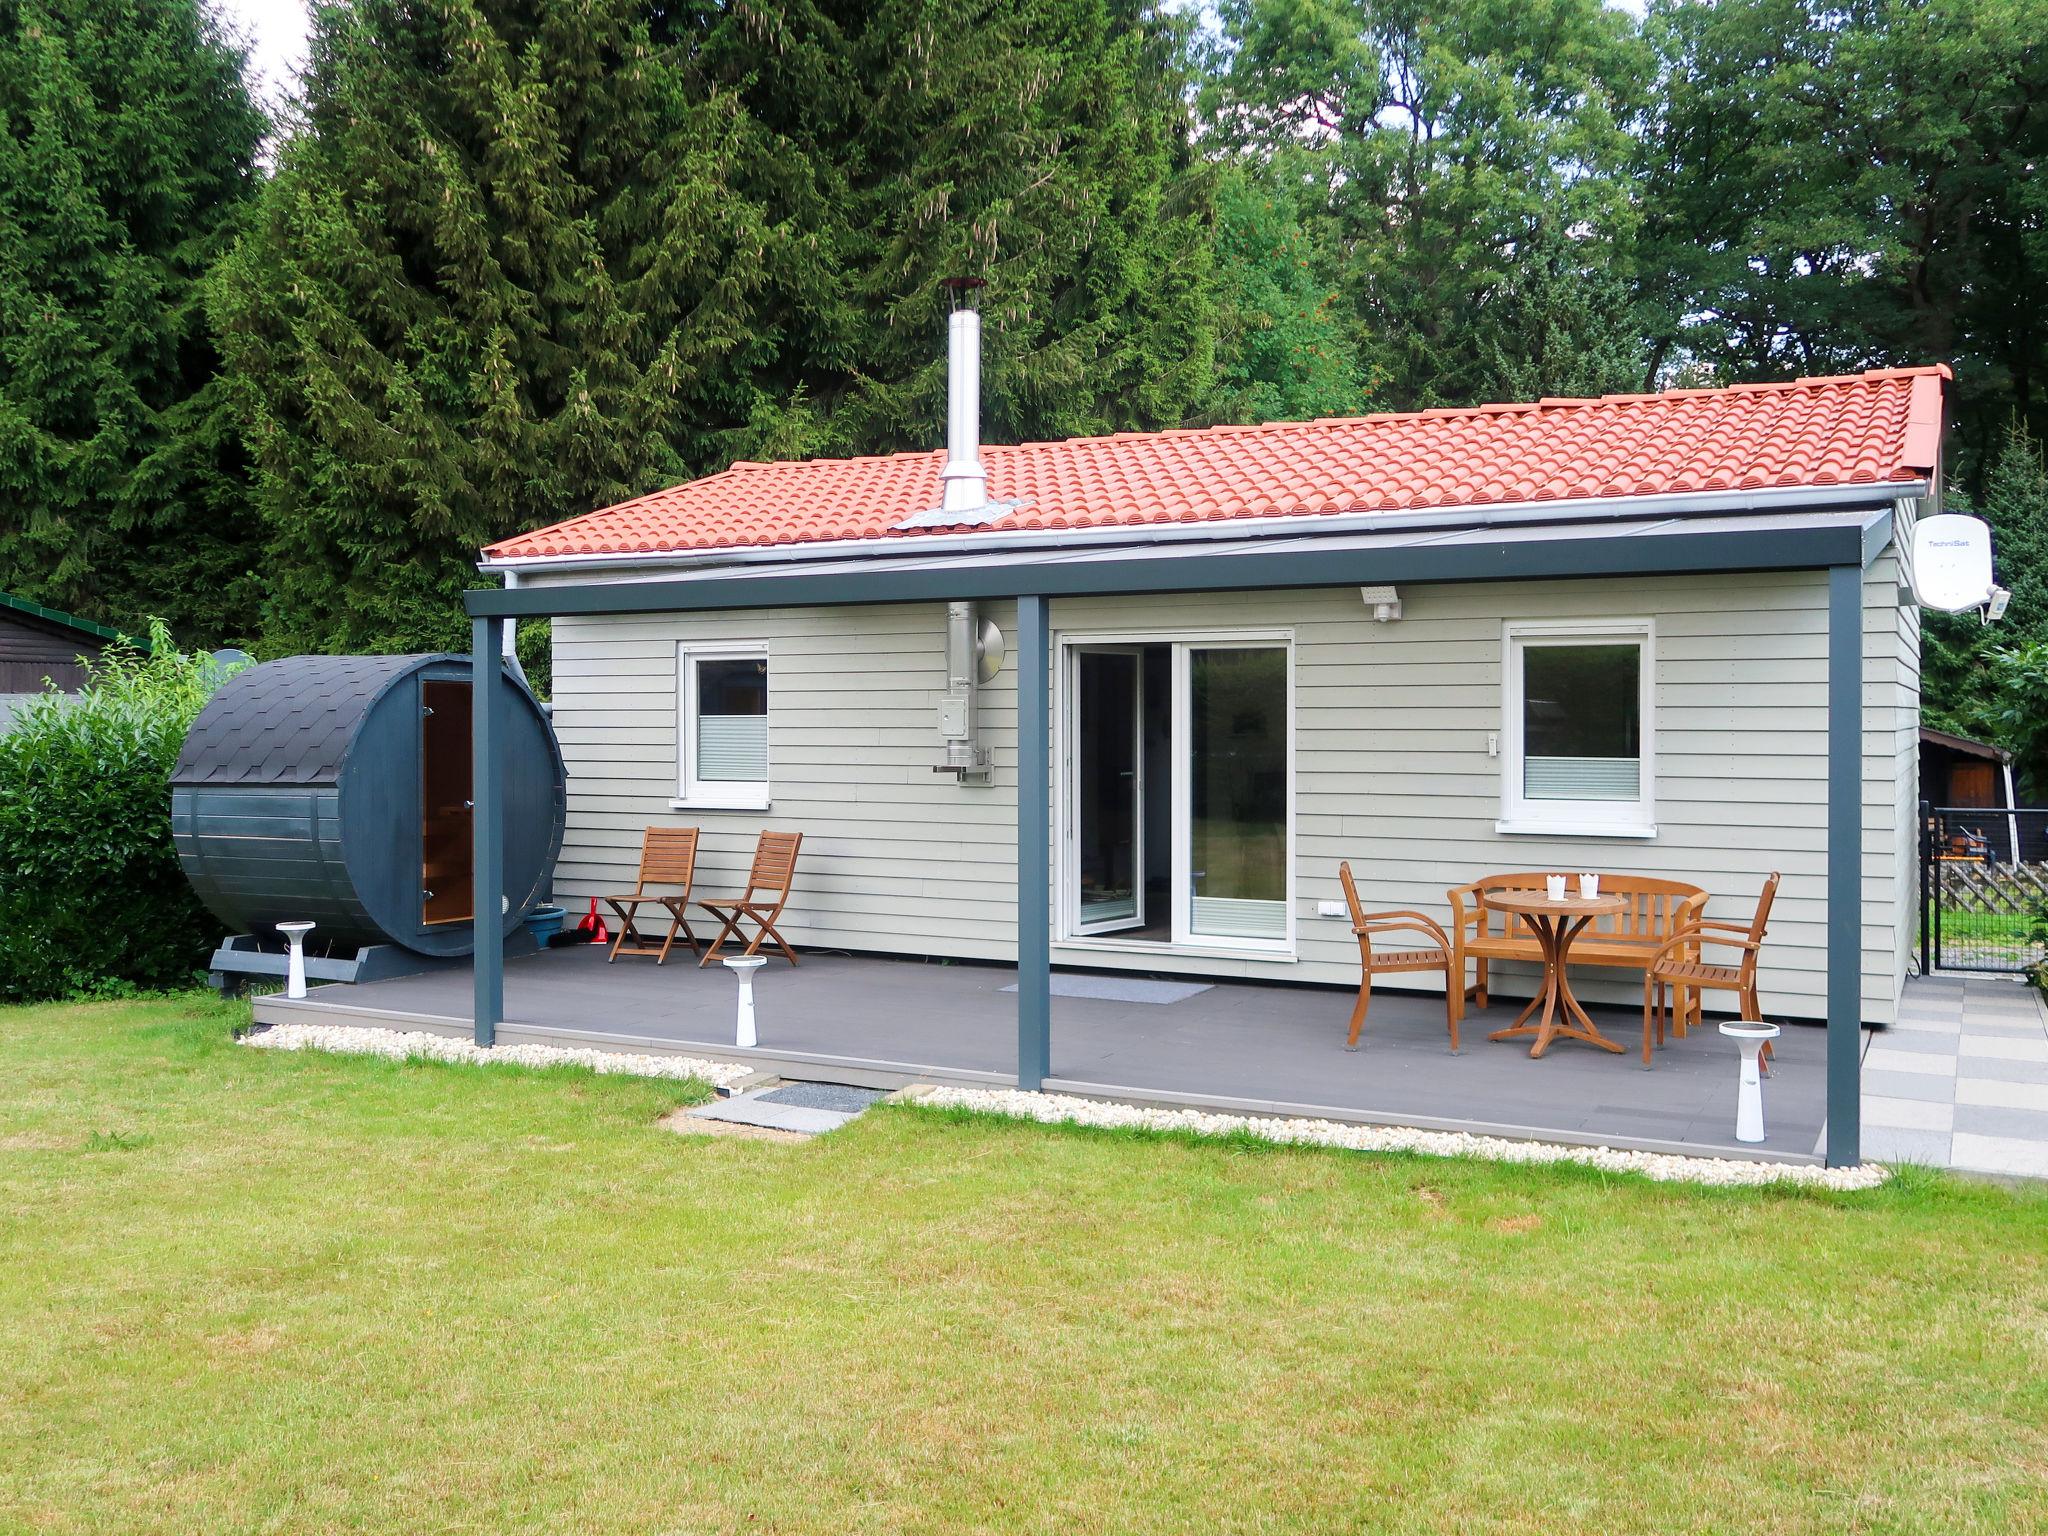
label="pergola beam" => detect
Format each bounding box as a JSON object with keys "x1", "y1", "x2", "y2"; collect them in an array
[{"x1": 465, "y1": 516, "x2": 1891, "y2": 621}]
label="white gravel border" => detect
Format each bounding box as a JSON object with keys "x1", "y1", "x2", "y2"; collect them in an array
[
  {"x1": 243, "y1": 1022, "x2": 755, "y2": 1090},
  {"x1": 239, "y1": 1026, "x2": 1890, "y2": 1190},
  {"x1": 913, "y1": 1086, "x2": 1892, "y2": 1191}
]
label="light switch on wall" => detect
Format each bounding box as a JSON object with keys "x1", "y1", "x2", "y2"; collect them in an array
[{"x1": 1487, "y1": 731, "x2": 1499, "y2": 757}]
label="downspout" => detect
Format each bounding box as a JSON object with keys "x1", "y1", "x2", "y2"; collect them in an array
[
  {"x1": 2005, "y1": 759, "x2": 2022, "y2": 865},
  {"x1": 500, "y1": 570, "x2": 529, "y2": 693}
]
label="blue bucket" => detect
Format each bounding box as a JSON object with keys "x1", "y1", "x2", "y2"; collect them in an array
[{"x1": 523, "y1": 904, "x2": 566, "y2": 945}]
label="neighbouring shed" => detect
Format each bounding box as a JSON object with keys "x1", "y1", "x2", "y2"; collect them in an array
[
  {"x1": 0, "y1": 590, "x2": 128, "y2": 726},
  {"x1": 1920, "y1": 725, "x2": 2018, "y2": 811},
  {"x1": 172, "y1": 654, "x2": 564, "y2": 957}
]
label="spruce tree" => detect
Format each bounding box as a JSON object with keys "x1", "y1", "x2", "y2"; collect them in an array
[
  {"x1": 724, "y1": 0, "x2": 1220, "y2": 454},
  {"x1": 1978, "y1": 418, "x2": 2048, "y2": 648},
  {"x1": 212, "y1": 0, "x2": 843, "y2": 654},
  {"x1": 0, "y1": 0, "x2": 266, "y2": 644}
]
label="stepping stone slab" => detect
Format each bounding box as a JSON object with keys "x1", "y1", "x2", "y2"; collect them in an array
[{"x1": 686, "y1": 1082, "x2": 889, "y2": 1135}]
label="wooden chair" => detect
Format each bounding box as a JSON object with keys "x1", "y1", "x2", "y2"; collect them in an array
[
  {"x1": 603, "y1": 827, "x2": 703, "y2": 964},
  {"x1": 1640, "y1": 873, "x2": 1781, "y2": 1067},
  {"x1": 698, "y1": 830, "x2": 804, "y2": 967},
  {"x1": 1338, "y1": 862, "x2": 1458, "y2": 1052}
]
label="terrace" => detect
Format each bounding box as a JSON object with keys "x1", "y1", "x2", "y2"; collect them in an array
[{"x1": 253, "y1": 945, "x2": 1832, "y2": 1162}]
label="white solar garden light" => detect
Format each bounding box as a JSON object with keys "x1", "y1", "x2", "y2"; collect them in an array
[
  {"x1": 723, "y1": 954, "x2": 767, "y2": 1049},
  {"x1": 276, "y1": 921, "x2": 316, "y2": 1000},
  {"x1": 1718, "y1": 1020, "x2": 1782, "y2": 1144}
]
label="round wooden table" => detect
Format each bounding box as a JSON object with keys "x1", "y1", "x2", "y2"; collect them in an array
[{"x1": 1481, "y1": 890, "x2": 1629, "y2": 1058}]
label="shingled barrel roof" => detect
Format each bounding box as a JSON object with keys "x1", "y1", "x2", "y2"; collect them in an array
[
  {"x1": 173, "y1": 654, "x2": 447, "y2": 788},
  {"x1": 482, "y1": 365, "x2": 1948, "y2": 564}
]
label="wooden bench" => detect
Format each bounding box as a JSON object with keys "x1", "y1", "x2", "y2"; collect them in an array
[{"x1": 1445, "y1": 873, "x2": 1708, "y2": 1023}]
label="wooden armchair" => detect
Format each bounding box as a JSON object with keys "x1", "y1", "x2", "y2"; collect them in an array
[
  {"x1": 1641, "y1": 873, "x2": 1780, "y2": 1067},
  {"x1": 603, "y1": 827, "x2": 702, "y2": 964},
  {"x1": 1338, "y1": 862, "x2": 1458, "y2": 1052},
  {"x1": 698, "y1": 830, "x2": 804, "y2": 967}
]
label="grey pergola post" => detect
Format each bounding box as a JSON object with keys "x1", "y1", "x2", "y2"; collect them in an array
[
  {"x1": 472, "y1": 618, "x2": 505, "y2": 1048},
  {"x1": 1016, "y1": 594, "x2": 1051, "y2": 1090},
  {"x1": 1824, "y1": 562, "x2": 1862, "y2": 1166}
]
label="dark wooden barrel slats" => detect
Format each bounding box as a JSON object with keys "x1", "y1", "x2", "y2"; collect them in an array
[{"x1": 171, "y1": 654, "x2": 565, "y2": 957}]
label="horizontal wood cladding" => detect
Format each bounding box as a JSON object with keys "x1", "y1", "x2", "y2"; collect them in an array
[{"x1": 546, "y1": 566, "x2": 1913, "y2": 1024}]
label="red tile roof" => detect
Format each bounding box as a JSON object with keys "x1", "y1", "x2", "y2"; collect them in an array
[{"x1": 483, "y1": 365, "x2": 1948, "y2": 562}]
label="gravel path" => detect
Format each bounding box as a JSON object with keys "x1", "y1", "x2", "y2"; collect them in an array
[
  {"x1": 242, "y1": 1022, "x2": 755, "y2": 1090},
  {"x1": 914, "y1": 1087, "x2": 1891, "y2": 1191}
]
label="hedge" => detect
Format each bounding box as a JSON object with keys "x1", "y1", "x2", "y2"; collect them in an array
[{"x1": 0, "y1": 622, "x2": 237, "y2": 1001}]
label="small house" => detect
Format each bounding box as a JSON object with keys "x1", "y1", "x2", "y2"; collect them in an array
[{"x1": 280, "y1": 315, "x2": 1952, "y2": 1167}]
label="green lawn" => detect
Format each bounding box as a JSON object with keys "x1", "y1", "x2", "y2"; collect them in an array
[{"x1": 4, "y1": 997, "x2": 2047, "y2": 1534}]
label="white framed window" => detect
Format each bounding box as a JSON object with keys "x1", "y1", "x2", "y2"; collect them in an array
[
  {"x1": 1498, "y1": 619, "x2": 1655, "y2": 837},
  {"x1": 675, "y1": 641, "x2": 770, "y2": 809}
]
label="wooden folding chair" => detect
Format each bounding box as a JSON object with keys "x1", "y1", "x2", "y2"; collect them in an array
[
  {"x1": 602, "y1": 827, "x2": 703, "y2": 964},
  {"x1": 1339, "y1": 861, "x2": 1459, "y2": 1052},
  {"x1": 697, "y1": 830, "x2": 803, "y2": 967}
]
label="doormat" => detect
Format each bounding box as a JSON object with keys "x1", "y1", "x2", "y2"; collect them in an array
[
  {"x1": 1001, "y1": 975, "x2": 1213, "y2": 1005},
  {"x1": 756, "y1": 1082, "x2": 890, "y2": 1114}
]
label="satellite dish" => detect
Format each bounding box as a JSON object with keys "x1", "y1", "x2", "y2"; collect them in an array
[
  {"x1": 975, "y1": 616, "x2": 1005, "y2": 684},
  {"x1": 1910, "y1": 514, "x2": 1995, "y2": 612}
]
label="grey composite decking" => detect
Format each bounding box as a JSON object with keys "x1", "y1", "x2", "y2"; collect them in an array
[{"x1": 252, "y1": 943, "x2": 1831, "y2": 1163}]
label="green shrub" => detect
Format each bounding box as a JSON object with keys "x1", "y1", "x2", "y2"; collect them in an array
[{"x1": 0, "y1": 622, "x2": 241, "y2": 1001}]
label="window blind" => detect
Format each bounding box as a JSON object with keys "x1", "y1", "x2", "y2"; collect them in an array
[
  {"x1": 1524, "y1": 755, "x2": 1640, "y2": 801},
  {"x1": 696, "y1": 715, "x2": 768, "y2": 782}
]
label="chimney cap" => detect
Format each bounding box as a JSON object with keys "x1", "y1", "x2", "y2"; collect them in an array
[{"x1": 940, "y1": 275, "x2": 987, "y2": 309}]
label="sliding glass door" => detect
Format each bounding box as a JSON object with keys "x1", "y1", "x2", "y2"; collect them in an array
[
  {"x1": 1071, "y1": 647, "x2": 1144, "y2": 934},
  {"x1": 1063, "y1": 634, "x2": 1291, "y2": 952},
  {"x1": 1183, "y1": 645, "x2": 1289, "y2": 943}
]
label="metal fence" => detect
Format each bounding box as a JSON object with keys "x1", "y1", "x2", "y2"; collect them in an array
[{"x1": 1922, "y1": 804, "x2": 2048, "y2": 974}]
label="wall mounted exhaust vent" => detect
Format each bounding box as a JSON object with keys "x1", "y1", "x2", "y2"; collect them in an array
[
  {"x1": 898, "y1": 279, "x2": 1026, "y2": 531},
  {"x1": 936, "y1": 600, "x2": 1002, "y2": 784}
]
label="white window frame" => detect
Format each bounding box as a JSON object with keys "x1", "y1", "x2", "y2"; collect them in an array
[
  {"x1": 1053, "y1": 627, "x2": 1297, "y2": 959},
  {"x1": 1498, "y1": 618, "x2": 1656, "y2": 838},
  {"x1": 673, "y1": 640, "x2": 771, "y2": 811}
]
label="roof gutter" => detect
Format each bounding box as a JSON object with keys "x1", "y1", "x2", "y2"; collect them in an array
[{"x1": 478, "y1": 478, "x2": 1923, "y2": 582}]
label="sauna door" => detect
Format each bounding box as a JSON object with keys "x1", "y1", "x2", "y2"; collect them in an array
[{"x1": 420, "y1": 680, "x2": 474, "y2": 925}]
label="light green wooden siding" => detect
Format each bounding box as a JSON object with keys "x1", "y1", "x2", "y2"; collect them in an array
[
  {"x1": 548, "y1": 601, "x2": 1023, "y2": 959},
  {"x1": 540, "y1": 561, "x2": 1916, "y2": 1024}
]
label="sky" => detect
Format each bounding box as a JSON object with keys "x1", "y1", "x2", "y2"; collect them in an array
[{"x1": 215, "y1": 0, "x2": 310, "y2": 110}]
